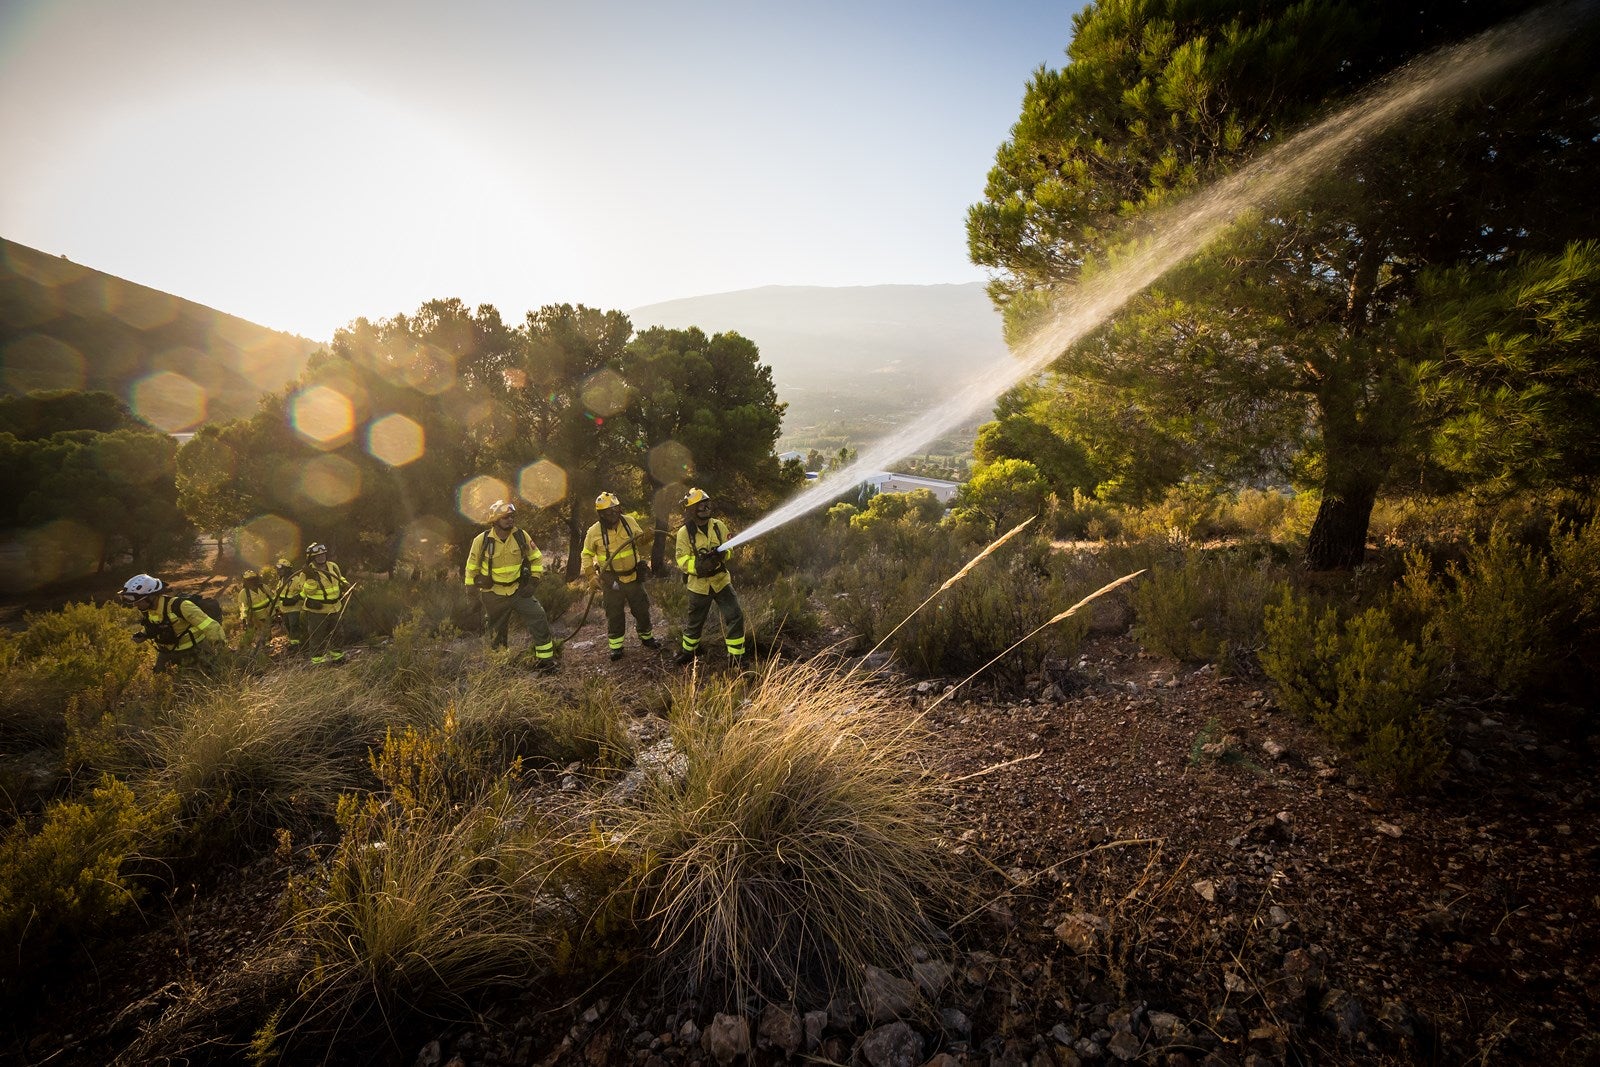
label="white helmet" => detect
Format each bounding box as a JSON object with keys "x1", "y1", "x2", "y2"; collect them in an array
[
  {"x1": 120, "y1": 574, "x2": 164, "y2": 602},
  {"x1": 489, "y1": 499, "x2": 517, "y2": 519}
]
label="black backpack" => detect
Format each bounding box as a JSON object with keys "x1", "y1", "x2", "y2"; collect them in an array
[{"x1": 143, "y1": 593, "x2": 224, "y2": 646}]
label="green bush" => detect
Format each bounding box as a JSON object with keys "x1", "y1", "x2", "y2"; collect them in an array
[
  {"x1": 602, "y1": 661, "x2": 963, "y2": 1006},
  {"x1": 1130, "y1": 550, "x2": 1281, "y2": 672},
  {"x1": 447, "y1": 662, "x2": 632, "y2": 770},
  {"x1": 1260, "y1": 590, "x2": 1446, "y2": 790},
  {"x1": 1394, "y1": 526, "x2": 1560, "y2": 699},
  {"x1": 0, "y1": 776, "x2": 176, "y2": 983},
  {"x1": 0, "y1": 601, "x2": 151, "y2": 750},
  {"x1": 1049, "y1": 488, "x2": 1122, "y2": 541},
  {"x1": 742, "y1": 574, "x2": 824, "y2": 651}
]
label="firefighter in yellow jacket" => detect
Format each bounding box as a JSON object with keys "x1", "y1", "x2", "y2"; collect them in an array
[
  {"x1": 236, "y1": 570, "x2": 276, "y2": 650},
  {"x1": 272, "y1": 557, "x2": 303, "y2": 651},
  {"x1": 464, "y1": 500, "x2": 556, "y2": 671},
  {"x1": 119, "y1": 574, "x2": 224, "y2": 673},
  {"x1": 582, "y1": 491, "x2": 659, "y2": 661},
  {"x1": 673, "y1": 488, "x2": 745, "y2": 665},
  {"x1": 290, "y1": 542, "x2": 351, "y2": 664}
]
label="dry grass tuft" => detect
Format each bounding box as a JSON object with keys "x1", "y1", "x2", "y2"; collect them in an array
[{"x1": 601, "y1": 660, "x2": 965, "y2": 1006}]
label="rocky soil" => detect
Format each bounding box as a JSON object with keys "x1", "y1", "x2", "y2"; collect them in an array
[{"x1": 8, "y1": 622, "x2": 1599, "y2": 1066}]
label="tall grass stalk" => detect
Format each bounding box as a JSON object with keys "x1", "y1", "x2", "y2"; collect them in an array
[
  {"x1": 845, "y1": 515, "x2": 1035, "y2": 680},
  {"x1": 924, "y1": 570, "x2": 1145, "y2": 715},
  {"x1": 603, "y1": 660, "x2": 963, "y2": 1006}
]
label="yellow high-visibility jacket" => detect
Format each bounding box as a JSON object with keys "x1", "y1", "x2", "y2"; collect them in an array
[
  {"x1": 142, "y1": 595, "x2": 220, "y2": 651},
  {"x1": 292, "y1": 562, "x2": 349, "y2": 615},
  {"x1": 583, "y1": 515, "x2": 647, "y2": 583},
  {"x1": 676, "y1": 518, "x2": 733, "y2": 596},
  {"x1": 464, "y1": 527, "x2": 544, "y2": 596},
  {"x1": 238, "y1": 585, "x2": 275, "y2": 624}
]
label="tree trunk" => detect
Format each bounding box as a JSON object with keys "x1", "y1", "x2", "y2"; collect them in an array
[
  {"x1": 651, "y1": 516, "x2": 669, "y2": 576},
  {"x1": 1305, "y1": 448, "x2": 1383, "y2": 570},
  {"x1": 564, "y1": 510, "x2": 583, "y2": 580}
]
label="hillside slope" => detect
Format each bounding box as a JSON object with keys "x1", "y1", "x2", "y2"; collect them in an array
[{"x1": 0, "y1": 238, "x2": 317, "y2": 427}]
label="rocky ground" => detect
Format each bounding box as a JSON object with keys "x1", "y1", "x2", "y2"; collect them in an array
[{"x1": 7, "y1": 614, "x2": 1599, "y2": 1066}]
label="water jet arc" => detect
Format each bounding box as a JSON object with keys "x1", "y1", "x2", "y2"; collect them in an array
[{"x1": 722, "y1": 1, "x2": 1589, "y2": 552}]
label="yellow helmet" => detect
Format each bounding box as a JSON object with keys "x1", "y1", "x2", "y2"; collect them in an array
[
  {"x1": 241, "y1": 569, "x2": 259, "y2": 582},
  {"x1": 682, "y1": 487, "x2": 711, "y2": 509},
  {"x1": 595, "y1": 491, "x2": 621, "y2": 512}
]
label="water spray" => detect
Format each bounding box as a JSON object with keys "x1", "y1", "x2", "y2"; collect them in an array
[{"x1": 722, "y1": 1, "x2": 1588, "y2": 552}]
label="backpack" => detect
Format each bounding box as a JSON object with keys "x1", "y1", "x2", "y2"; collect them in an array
[{"x1": 142, "y1": 593, "x2": 224, "y2": 646}]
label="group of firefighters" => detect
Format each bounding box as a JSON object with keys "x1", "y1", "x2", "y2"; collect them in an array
[{"x1": 115, "y1": 487, "x2": 745, "y2": 673}]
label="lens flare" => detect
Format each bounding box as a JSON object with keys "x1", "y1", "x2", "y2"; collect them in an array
[
  {"x1": 131, "y1": 370, "x2": 207, "y2": 432},
  {"x1": 581, "y1": 368, "x2": 631, "y2": 417},
  {"x1": 366, "y1": 413, "x2": 425, "y2": 467},
  {"x1": 238, "y1": 513, "x2": 301, "y2": 572},
  {"x1": 458, "y1": 475, "x2": 510, "y2": 523},
  {"x1": 298, "y1": 454, "x2": 362, "y2": 507},
  {"x1": 518, "y1": 460, "x2": 566, "y2": 509},
  {"x1": 2, "y1": 334, "x2": 85, "y2": 392},
  {"x1": 291, "y1": 384, "x2": 355, "y2": 449},
  {"x1": 647, "y1": 440, "x2": 694, "y2": 485}
]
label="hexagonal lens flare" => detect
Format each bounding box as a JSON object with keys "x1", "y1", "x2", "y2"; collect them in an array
[
  {"x1": 458, "y1": 475, "x2": 510, "y2": 523},
  {"x1": 291, "y1": 385, "x2": 355, "y2": 449},
  {"x1": 518, "y1": 460, "x2": 567, "y2": 509},
  {"x1": 299, "y1": 454, "x2": 362, "y2": 507},
  {"x1": 367, "y1": 413, "x2": 425, "y2": 467},
  {"x1": 237, "y1": 513, "x2": 301, "y2": 572},
  {"x1": 131, "y1": 370, "x2": 207, "y2": 432}
]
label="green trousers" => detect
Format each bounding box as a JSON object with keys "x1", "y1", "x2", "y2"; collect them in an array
[
  {"x1": 481, "y1": 590, "x2": 555, "y2": 660},
  {"x1": 682, "y1": 584, "x2": 745, "y2": 658},
  {"x1": 602, "y1": 577, "x2": 655, "y2": 651}
]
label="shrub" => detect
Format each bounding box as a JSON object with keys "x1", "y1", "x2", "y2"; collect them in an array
[
  {"x1": 287, "y1": 719, "x2": 582, "y2": 1037},
  {"x1": 447, "y1": 662, "x2": 632, "y2": 770},
  {"x1": 1260, "y1": 590, "x2": 1446, "y2": 790},
  {"x1": 604, "y1": 661, "x2": 964, "y2": 1006},
  {"x1": 143, "y1": 665, "x2": 400, "y2": 845},
  {"x1": 1130, "y1": 550, "x2": 1281, "y2": 672},
  {"x1": 1050, "y1": 488, "x2": 1122, "y2": 541},
  {"x1": 1394, "y1": 526, "x2": 1560, "y2": 699},
  {"x1": 0, "y1": 601, "x2": 150, "y2": 750},
  {"x1": 0, "y1": 776, "x2": 176, "y2": 983},
  {"x1": 1119, "y1": 484, "x2": 1224, "y2": 544},
  {"x1": 742, "y1": 574, "x2": 824, "y2": 651}
]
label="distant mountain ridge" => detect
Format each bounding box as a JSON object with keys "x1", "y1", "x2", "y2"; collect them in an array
[
  {"x1": 0, "y1": 238, "x2": 318, "y2": 428},
  {"x1": 630, "y1": 282, "x2": 1009, "y2": 448}
]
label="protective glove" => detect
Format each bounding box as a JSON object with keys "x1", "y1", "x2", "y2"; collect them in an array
[
  {"x1": 473, "y1": 574, "x2": 493, "y2": 590},
  {"x1": 695, "y1": 547, "x2": 724, "y2": 576},
  {"x1": 131, "y1": 631, "x2": 150, "y2": 644},
  {"x1": 635, "y1": 560, "x2": 652, "y2": 580}
]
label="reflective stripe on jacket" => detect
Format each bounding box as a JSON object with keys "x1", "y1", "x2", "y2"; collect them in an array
[
  {"x1": 583, "y1": 515, "x2": 646, "y2": 583},
  {"x1": 239, "y1": 587, "x2": 275, "y2": 622},
  {"x1": 464, "y1": 528, "x2": 544, "y2": 596},
  {"x1": 292, "y1": 563, "x2": 348, "y2": 614},
  {"x1": 144, "y1": 595, "x2": 219, "y2": 651},
  {"x1": 675, "y1": 518, "x2": 732, "y2": 595}
]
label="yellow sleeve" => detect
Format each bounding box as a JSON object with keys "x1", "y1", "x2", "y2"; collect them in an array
[
  {"x1": 464, "y1": 532, "x2": 485, "y2": 585},
  {"x1": 179, "y1": 598, "x2": 218, "y2": 638},
  {"x1": 675, "y1": 524, "x2": 696, "y2": 574},
  {"x1": 581, "y1": 523, "x2": 601, "y2": 570}
]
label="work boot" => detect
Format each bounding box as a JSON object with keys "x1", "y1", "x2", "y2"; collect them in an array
[
  {"x1": 673, "y1": 648, "x2": 696, "y2": 666},
  {"x1": 531, "y1": 657, "x2": 558, "y2": 674},
  {"x1": 610, "y1": 648, "x2": 624, "y2": 661},
  {"x1": 640, "y1": 637, "x2": 660, "y2": 650}
]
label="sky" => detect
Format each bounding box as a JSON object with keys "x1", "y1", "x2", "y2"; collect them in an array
[{"x1": 0, "y1": 0, "x2": 1080, "y2": 342}]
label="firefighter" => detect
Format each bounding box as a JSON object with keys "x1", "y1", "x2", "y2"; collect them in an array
[
  {"x1": 291, "y1": 542, "x2": 351, "y2": 664},
  {"x1": 464, "y1": 500, "x2": 557, "y2": 671},
  {"x1": 119, "y1": 573, "x2": 225, "y2": 673},
  {"x1": 236, "y1": 570, "x2": 276, "y2": 650},
  {"x1": 273, "y1": 557, "x2": 304, "y2": 651},
  {"x1": 673, "y1": 488, "x2": 746, "y2": 666},
  {"x1": 582, "y1": 491, "x2": 659, "y2": 661}
]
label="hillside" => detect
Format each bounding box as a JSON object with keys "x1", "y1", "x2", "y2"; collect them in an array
[
  {"x1": 630, "y1": 283, "x2": 1008, "y2": 453},
  {"x1": 0, "y1": 238, "x2": 318, "y2": 428}
]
